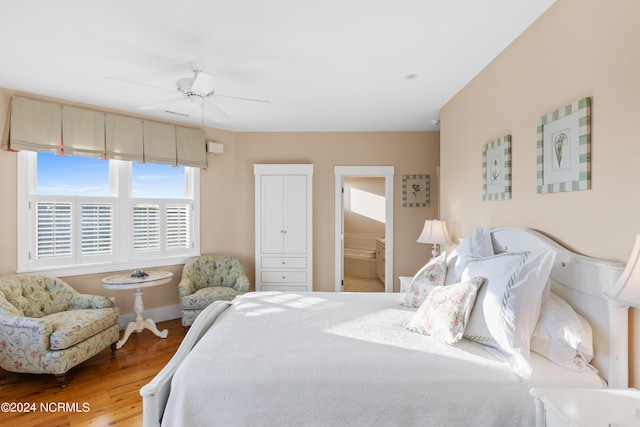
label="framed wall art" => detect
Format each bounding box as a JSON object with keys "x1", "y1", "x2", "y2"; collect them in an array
[
  {"x1": 482, "y1": 134, "x2": 512, "y2": 201},
  {"x1": 537, "y1": 97, "x2": 591, "y2": 193},
  {"x1": 402, "y1": 174, "x2": 430, "y2": 207}
]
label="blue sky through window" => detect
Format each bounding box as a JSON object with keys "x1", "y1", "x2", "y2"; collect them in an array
[
  {"x1": 132, "y1": 162, "x2": 185, "y2": 198},
  {"x1": 36, "y1": 153, "x2": 186, "y2": 198},
  {"x1": 37, "y1": 153, "x2": 109, "y2": 196}
]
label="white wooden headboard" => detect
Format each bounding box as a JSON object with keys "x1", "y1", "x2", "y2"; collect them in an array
[{"x1": 490, "y1": 227, "x2": 629, "y2": 388}]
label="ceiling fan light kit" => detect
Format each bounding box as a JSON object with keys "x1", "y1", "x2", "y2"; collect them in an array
[{"x1": 189, "y1": 70, "x2": 217, "y2": 96}]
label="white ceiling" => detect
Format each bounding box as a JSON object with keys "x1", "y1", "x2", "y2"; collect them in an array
[{"x1": 1, "y1": 0, "x2": 555, "y2": 132}]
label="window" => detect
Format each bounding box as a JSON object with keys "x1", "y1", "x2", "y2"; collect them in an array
[{"x1": 18, "y1": 152, "x2": 200, "y2": 276}]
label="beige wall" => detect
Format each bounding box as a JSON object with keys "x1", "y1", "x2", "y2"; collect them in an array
[
  {"x1": 440, "y1": 0, "x2": 640, "y2": 386},
  {"x1": 229, "y1": 131, "x2": 440, "y2": 292},
  {"x1": 0, "y1": 89, "x2": 439, "y2": 311}
]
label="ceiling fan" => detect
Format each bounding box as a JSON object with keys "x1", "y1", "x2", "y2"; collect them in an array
[{"x1": 115, "y1": 62, "x2": 270, "y2": 124}]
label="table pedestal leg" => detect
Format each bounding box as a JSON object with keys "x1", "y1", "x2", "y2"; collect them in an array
[{"x1": 115, "y1": 288, "x2": 169, "y2": 349}]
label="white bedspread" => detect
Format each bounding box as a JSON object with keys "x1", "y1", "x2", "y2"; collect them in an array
[{"x1": 161, "y1": 292, "x2": 604, "y2": 427}]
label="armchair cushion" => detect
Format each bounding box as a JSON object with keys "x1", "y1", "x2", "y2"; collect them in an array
[
  {"x1": 48, "y1": 308, "x2": 119, "y2": 350},
  {"x1": 181, "y1": 287, "x2": 242, "y2": 310}
]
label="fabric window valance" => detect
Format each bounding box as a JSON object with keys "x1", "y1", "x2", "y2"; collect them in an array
[
  {"x1": 105, "y1": 114, "x2": 144, "y2": 162},
  {"x1": 143, "y1": 121, "x2": 176, "y2": 166},
  {"x1": 3, "y1": 97, "x2": 61, "y2": 153},
  {"x1": 177, "y1": 126, "x2": 208, "y2": 168},
  {"x1": 62, "y1": 105, "x2": 105, "y2": 158},
  {"x1": 1, "y1": 96, "x2": 207, "y2": 168}
]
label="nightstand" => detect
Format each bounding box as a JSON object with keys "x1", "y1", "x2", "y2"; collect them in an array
[
  {"x1": 399, "y1": 276, "x2": 412, "y2": 293},
  {"x1": 530, "y1": 387, "x2": 640, "y2": 427}
]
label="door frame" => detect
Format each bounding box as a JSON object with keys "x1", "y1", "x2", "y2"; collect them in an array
[{"x1": 334, "y1": 166, "x2": 394, "y2": 293}]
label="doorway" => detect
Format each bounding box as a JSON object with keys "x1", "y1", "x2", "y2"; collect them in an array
[{"x1": 334, "y1": 166, "x2": 394, "y2": 293}]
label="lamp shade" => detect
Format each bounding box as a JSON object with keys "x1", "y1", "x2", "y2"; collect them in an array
[
  {"x1": 604, "y1": 233, "x2": 640, "y2": 307},
  {"x1": 416, "y1": 220, "x2": 451, "y2": 245}
]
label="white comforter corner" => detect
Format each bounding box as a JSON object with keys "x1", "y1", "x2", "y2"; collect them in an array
[{"x1": 161, "y1": 292, "x2": 603, "y2": 427}]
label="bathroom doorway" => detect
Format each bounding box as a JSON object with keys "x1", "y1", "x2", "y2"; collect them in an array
[
  {"x1": 343, "y1": 177, "x2": 385, "y2": 292},
  {"x1": 334, "y1": 166, "x2": 394, "y2": 293}
]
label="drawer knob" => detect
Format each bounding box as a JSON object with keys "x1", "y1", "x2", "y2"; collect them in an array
[
  {"x1": 282, "y1": 261, "x2": 286, "y2": 265},
  {"x1": 282, "y1": 276, "x2": 286, "y2": 279}
]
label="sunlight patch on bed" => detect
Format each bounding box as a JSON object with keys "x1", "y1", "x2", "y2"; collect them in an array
[
  {"x1": 235, "y1": 292, "x2": 336, "y2": 317},
  {"x1": 323, "y1": 308, "x2": 503, "y2": 366}
]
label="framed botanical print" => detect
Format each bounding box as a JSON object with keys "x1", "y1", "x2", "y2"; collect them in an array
[
  {"x1": 482, "y1": 135, "x2": 512, "y2": 201},
  {"x1": 402, "y1": 175, "x2": 430, "y2": 207},
  {"x1": 537, "y1": 97, "x2": 591, "y2": 193}
]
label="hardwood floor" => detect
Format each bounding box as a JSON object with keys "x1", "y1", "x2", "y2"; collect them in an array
[
  {"x1": 0, "y1": 318, "x2": 184, "y2": 427},
  {"x1": 343, "y1": 274, "x2": 385, "y2": 292}
]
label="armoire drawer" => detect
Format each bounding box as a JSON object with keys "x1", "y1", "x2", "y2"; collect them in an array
[
  {"x1": 260, "y1": 284, "x2": 308, "y2": 292},
  {"x1": 261, "y1": 271, "x2": 307, "y2": 283},
  {"x1": 261, "y1": 257, "x2": 307, "y2": 269}
]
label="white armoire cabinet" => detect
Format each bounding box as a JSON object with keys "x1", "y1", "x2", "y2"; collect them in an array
[{"x1": 254, "y1": 164, "x2": 313, "y2": 292}]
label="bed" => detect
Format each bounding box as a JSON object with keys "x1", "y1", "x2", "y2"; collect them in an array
[{"x1": 140, "y1": 227, "x2": 629, "y2": 427}]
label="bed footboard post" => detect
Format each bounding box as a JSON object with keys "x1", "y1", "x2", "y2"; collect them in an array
[
  {"x1": 530, "y1": 388, "x2": 546, "y2": 427},
  {"x1": 607, "y1": 301, "x2": 629, "y2": 388},
  {"x1": 141, "y1": 392, "x2": 163, "y2": 427},
  {"x1": 140, "y1": 300, "x2": 234, "y2": 427}
]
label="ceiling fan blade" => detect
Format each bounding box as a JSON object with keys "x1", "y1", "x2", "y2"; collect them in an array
[
  {"x1": 138, "y1": 97, "x2": 185, "y2": 110},
  {"x1": 106, "y1": 76, "x2": 174, "y2": 93},
  {"x1": 214, "y1": 94, "x2": 271, "y2": 103},
  {"x1": 203, "y1": 98, "x2": 230, "y2": 122},
  {"x1": 191, "y1": 71, "x2": 217, "y2": 95}
]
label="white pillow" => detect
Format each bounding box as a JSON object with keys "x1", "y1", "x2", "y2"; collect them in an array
[
  {"x1": 531, "y1": 292, "x2": 595, "y2": 372},
  {"x1": 404, "y1": 276, "x2": 485, "y2": 344},
  {"x1": 445, "y1": 226, "x2": 494, "y2": 285},
  {"x1": 461, "y1": 250, "x2": 556, "y2": 378},
  {"x1": 403, "y1": 252, "x2": 447, "y2": 308}
]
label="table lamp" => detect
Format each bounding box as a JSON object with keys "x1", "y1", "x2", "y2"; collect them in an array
[{"x1": 417, "y1": 219, "x2": 451, "y2": 259}]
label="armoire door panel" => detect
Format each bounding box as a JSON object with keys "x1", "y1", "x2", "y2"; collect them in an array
[
  {"x1": 260, "y1": 175, "x2": 285, "y2": 254},
  {"x1": 283, "y1": 175, "x2": 307, "y2": 254}
]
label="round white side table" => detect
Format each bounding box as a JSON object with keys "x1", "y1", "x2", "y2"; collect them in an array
[{"x1": 102, "y1": 270, "x2": 173, "y2": 349}]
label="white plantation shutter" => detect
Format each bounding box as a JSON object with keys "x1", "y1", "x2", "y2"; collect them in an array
[
  {"x1": 80, "y1": 202, "x2": 113, "y2": 256},
  {"x1": 31, "y1": 198, "x2": 117, "y2": 268},
  {"x1": 166, "y1": 203, "x2": 191, "y2": 250},
  {"x1": 133, "y1": 203, "x2": 161, "y2": 252},
  {"x1": 34, "y1": 201, "x2": 72, "y2": 260}
]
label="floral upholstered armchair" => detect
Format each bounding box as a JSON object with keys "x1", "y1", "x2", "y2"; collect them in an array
[
  {"x1": 0, "y1": 274, "x2": 120, "y2": 387},
  {"x1": 179, "y1": 255, "x2": 250, "y2": 330}
]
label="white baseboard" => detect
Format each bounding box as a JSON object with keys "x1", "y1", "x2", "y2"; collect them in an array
[{"x1": 117, "y1": 304, "x2": 181, "y2": 330}]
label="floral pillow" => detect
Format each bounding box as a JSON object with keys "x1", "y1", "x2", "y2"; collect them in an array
[
  {"x1": 403, "y1": 252, "x2": 447, "y2": 308},
  {"x1": 404, "y1": 276, "x2": 485, "y2": 344}
]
